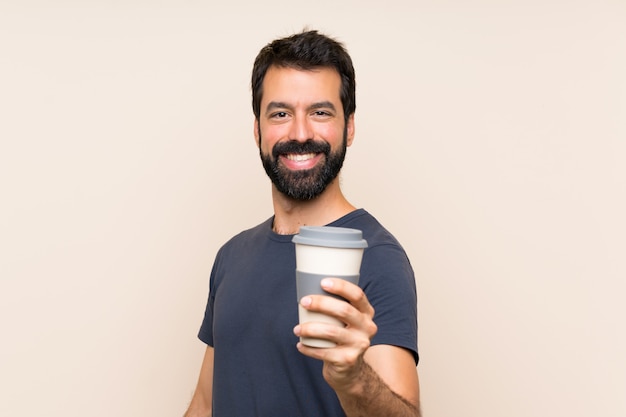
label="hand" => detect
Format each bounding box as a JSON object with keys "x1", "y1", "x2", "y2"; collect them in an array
[{"x1": 293, "y1": 278, "x2": 378, "y2": 392}]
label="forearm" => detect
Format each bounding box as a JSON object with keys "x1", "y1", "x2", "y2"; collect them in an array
[
  {"x1": 183, "y1": 386, "x2": 212, "y2": 417},
  {"x1": 184, "y1": 346, "x2": 214, "y2": 417},
  {"x1": 334, "y1": 361, "x2": 421, "y2": 417},
  {"x1": 183, "y1": 402, "x2": 211, "y2": 417}
]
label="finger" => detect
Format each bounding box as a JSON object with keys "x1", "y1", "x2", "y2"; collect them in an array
[
  {"x1": 300, "y1": 295, "x2": 377, "y2": 338},
  {"x1": 294, "y1": 326, "x2": 360, "y2": 360},
  {"x1": 301, "y1": 294, "x2": 360, "y2": 325},
  {"x1": 295, "y1": 331, "x2": 370, "y2": 370},
  {"x1": 320, "y1": 278, "x2": 375, "y2": 317},
  {"x1": 295, "y1": 320, "x2": 346, "y2": 345}
]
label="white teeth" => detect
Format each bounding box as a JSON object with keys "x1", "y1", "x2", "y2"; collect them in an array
[{"x1": 286, "y1": 153, "x2": 316, "y2": 161}]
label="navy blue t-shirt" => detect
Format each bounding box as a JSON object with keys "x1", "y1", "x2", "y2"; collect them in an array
[{"x1": 199, "y1": 209, "x2": 418, "y2": 416}]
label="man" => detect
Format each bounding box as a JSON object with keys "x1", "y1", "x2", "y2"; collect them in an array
[{"x1": 184, "y1": 30, "x2": 420, "y2": 417}]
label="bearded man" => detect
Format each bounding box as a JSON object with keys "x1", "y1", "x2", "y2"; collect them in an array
[{"x1": 184, "y1": 30, "x2": 421, "y2": 417}]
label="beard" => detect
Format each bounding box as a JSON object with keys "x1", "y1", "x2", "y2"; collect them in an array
[{"x1": 259, "y1": 128, "x2": 348, "y2": 201}]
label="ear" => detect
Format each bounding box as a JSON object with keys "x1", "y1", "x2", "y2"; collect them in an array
[
  {"x1": 253, "y1": 118, "x2": 260, "y2": 148},
  {"x1": 345, "y1": 113, "x2": 356, "y2": 147}
]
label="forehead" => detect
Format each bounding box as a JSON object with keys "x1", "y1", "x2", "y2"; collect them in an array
[{"x1": 261, "y1": 66, "x2": 343, "y2": 109}]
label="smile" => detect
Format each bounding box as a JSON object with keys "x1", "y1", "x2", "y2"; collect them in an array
[
  {"x1": 285, "y1": 153, "x2": 317, "y2": 161},
  {"x1": 279, "y1": 152, "x2": 323, "y2": 171}
]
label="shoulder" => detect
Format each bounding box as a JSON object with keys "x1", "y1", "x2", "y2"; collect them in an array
[
  {"x1": 338, "y1": 209, "x2": 405, "y2": 251},
  {"x1": 214, "y1": 217, "x2": 274, "y2": 258},
  {"x1": 336, "y1": 209, "x2": 414, "y2": 278}
]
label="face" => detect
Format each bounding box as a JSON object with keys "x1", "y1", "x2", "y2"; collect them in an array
[{"x1": 254, "y1": 66, "x2": 355, "y2": 200}]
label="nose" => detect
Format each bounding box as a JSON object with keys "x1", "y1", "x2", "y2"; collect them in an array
[{"x1": 289, "y1": 114, "x2": 313, "y2": 142}]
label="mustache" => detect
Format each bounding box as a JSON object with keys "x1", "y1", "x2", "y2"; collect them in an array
[{"x1": 272, "y1": 140, "x2": 330, "y2": 159}]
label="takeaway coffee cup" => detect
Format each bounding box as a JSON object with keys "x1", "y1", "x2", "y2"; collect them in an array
[{"x1": 292, "y1": 226, "x2": 368, "y2": 348}]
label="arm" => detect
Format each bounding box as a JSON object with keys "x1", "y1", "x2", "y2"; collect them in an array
[
  {"x1": 363, "y1": 345, "x2": 421, "y2": 411},
  {"x1": 294, "y1": 278, "x2": 421, "y2": 417},
  {"x1": 183, "y1": 346, "x2": 214, "y2": 417}
]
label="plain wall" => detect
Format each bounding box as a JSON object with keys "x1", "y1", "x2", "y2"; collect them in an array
[{"x1": 1, "y1": 1, "x2": 624, "y2": 416}]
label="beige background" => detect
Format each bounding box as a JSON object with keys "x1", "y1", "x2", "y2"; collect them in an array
[{"x1": 1, "y1": 1, "x2": 624, "y2": 416}]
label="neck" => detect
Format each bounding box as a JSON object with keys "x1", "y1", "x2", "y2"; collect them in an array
[{"x1": 271, "y1": 179, "x2": 356, "y2": 235}]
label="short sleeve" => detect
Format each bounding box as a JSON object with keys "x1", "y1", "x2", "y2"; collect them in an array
[{"x1": 360, "y1": 243, "x2": 418, "y2": 364}]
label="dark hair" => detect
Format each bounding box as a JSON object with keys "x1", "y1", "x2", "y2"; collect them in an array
[{"x1": 251, "y1": 30, "x2": 356, "y2": 123}]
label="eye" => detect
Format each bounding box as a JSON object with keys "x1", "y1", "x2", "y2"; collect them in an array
[
  {"x1": 312, "y1": 110, "x2": 332, "y2": 118},
  {"x1": 271, "y1": 111, "x2": 288, "y2": 119}
]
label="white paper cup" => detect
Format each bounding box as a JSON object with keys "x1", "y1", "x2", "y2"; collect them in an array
[{"x1": 292, "y1": 226, "x2": 368, "y2": 348}]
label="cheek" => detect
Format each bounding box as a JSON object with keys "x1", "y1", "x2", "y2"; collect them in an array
[
  {"x1": 260, "y1": 122, "x2": 343, "y2": 148},
  {"x1": 260, "y1": 124, "x2": 288, "y2": 145},
  {"x1": 317, "y1": 124, "x2": 344, "y2": 144}
]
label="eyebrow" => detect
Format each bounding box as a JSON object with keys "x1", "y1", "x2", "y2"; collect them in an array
[
  {"x1": 265, "y1": 101, "x2": 293, "y2": 115},
  {"x1": 264, "y1": 101, "x2": 337, "y2": 116},
  {"x1": 309, "y1": 101, "x2": 337, "y2": 112}
]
